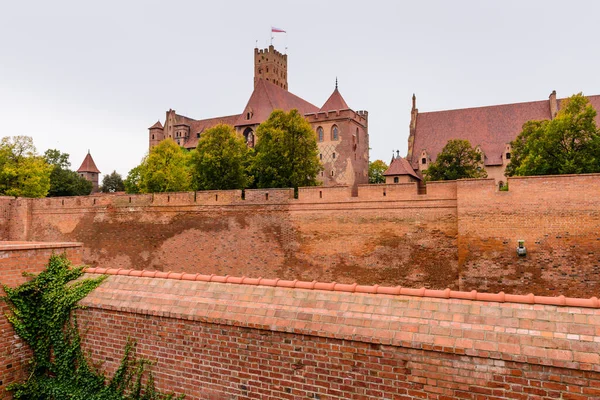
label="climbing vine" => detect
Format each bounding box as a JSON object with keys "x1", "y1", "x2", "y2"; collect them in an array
[{"x1": 1, "y1": 253, "x2": 183, "y2": 399}]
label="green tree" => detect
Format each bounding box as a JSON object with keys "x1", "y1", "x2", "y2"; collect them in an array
[
  {"x1": 101, "y1": 170, "x2": 125, "y2": 193},
  {"x1": 0, "y1": 136, "x2": 52, "y2": 198},
  {"x1": 126, "y1": 139, "x2": 192, "y2": 193},
  {"x1": 368, "y1": 160, "x2": 388, "y2": 183},
  {"x1": 505, "y1": 93, "x2": 600, "y2": 176},
  {"x1": 44, "y1": 149, "x2": 93, "y2": 197},
  {"x1": 250, "y1": 109, "x2": 322, "y2": 189},
  {"x1": 424, "y1": 139, "x2": 487, "y2": 181},
  {"x1": 190, "y1": 124, "x2": 250, "y2": 190},
  {"x1": 124, "y1": 165, "x2": 142, "y2": 194}
]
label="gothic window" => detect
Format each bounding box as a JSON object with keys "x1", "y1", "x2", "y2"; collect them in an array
[
  {"x1": 317, "y1": 127, "x2": 324, "y2": 142},
  {"x1": 394, "y1": 177, "x2": 399, "y2": 183},
  {"x1": 332, "y1": 125, "x2": 339, "y2": 141},
  {"x1": 243, "y1": 127, "x2": 255, "y2": 148}
]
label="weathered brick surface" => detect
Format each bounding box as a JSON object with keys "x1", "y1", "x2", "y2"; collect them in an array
[
  {"x1": 2, "y1": 173, "x2": 600, "y2": 297},
  {"x1": 75, "y1": 274, "x2": 600, "y2": 399},
  {"x1": 457, "y1": 174, "x2": 600, "y2": 296},
  {"x1": 0, "y1": 242, "x2": 83, "y2": 398}
]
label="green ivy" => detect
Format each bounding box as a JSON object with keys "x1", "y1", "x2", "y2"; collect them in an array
[{"x1": 1, "y1": 253, "x2": 184, "y2": 400}]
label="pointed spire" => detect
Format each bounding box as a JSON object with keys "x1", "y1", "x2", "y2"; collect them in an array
[
  {"x1": 412, "y1": 93, "x2": 416, "y2": 110},
  {"x1": 335, "y1": 77, "x2": 338, "y2": 90}
]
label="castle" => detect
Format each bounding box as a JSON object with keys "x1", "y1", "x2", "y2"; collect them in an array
[
  {"x1": 406, "y1": 91, "x2": 600, "y2": 184},
  {"x1": 149, "y1": 45, "x2": 369, "y2": 191}
]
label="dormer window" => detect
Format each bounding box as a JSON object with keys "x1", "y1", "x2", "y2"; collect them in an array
[
  {"x1": 506, "y1": 152, "x2": 511, "y2": 159},
  {"x1": 421, "y1": 158, "x2": 427, "y2": 164}
]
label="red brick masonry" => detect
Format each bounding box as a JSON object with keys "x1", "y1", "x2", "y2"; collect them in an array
[
  {"x1": 78, "y1": 267, "x2": 600, "y2": 399},
  {"x1": 0, "y1": 242, "x2": 83, "y2": 398}
]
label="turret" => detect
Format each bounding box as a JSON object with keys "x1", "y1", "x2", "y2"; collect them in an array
[{"x1": 254, "y1": 45, "x2": 288, "y2": 90}]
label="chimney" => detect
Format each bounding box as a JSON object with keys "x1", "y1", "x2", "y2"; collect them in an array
[{"x1": 549, "y1": 90, "x2": 558, "y2": 119}]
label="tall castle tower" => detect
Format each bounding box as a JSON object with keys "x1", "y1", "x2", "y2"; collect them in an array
[{"x1": 254, "y1": 45, "x2": 288, "y2": 90}]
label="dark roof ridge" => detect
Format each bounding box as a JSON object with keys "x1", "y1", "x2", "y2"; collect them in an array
[
  {"x1": 84, "y1": 267, "x2": 600, "y2": 308},
  {"x1": 419, "y1": 98, "x2": 552, "y2": 116}
]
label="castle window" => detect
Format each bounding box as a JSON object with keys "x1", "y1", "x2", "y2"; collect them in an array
[
  {"x1": 332, "y1": 125, "x2": 339, "y2": 141},
  {"x1": 317, "y1": 127, "x2": 324, "y2": 142},
  {"x1": 246, "y1": 112, "x2": 252, "y2": 120},
  {"x1": 421, "y1": 158, "x2": 427, "y2": 164},
  {"x1": 333, "y1": 152, "x2": 336, "y2": 159},
  {"x1": 319, "y1": 154, "x2": 322, "y2": 160},
  {"x1": 356, "y1": 128, "x2": 360, "y2": 143},
  {"x1": 197, "y1": 133, "x2": 200, "y2": 138},
  {"x1": 152, "y1": 134, "x2": 154, "y2": 139},
  {"x1": 331, "y1": 171, "x2": 334, "y2": 176},
  {"x1": 394, "y1": 177, "x2": 399, "y2": 183},
  {"x1": 243, "y1": 127, "x2": 255, "y2": 148},
  {"x1": 506, "y1": 152, "x2": 511, "y2": 159}
]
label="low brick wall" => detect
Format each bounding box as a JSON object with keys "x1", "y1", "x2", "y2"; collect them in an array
[
  {"x1": 0, "y1": 242, "x2": 83, "y2": 398},
  {"x1": 77, "y1": 269, "x2": 600, "y2": 399}
]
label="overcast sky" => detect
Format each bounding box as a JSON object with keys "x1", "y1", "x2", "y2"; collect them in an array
[{"x1": 1, "y1": 0, "x2": 599, "y2": 178}]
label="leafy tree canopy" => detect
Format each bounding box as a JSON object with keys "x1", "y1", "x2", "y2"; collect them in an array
[
  {"x1": 505, "y1": 93, "x2": 600, "y2": 177},
  {"x1": 250, "y1": 109, "x2": 322, "y2": 189},
  {"x1": 101, "y1": 170, "x2": 125, "y2": 193},
  {"x1": 191, "y1": 124, "x2": 250, "y2": 190},
  {"x1": 44, "y1": 149, "x2": 93, "y2": 197},
  {"x1": 125, "y1": 139, "x2": 192, "y2": 193},
  {"x1": 0, "y1": 136, "x2": 52, "y2": 198},
  {"x1": 424, "y1": 139, "x2": 488, "y2": 181},
  {"x1": 368, "y1": 160, "x2": 389, "y2": 184}
]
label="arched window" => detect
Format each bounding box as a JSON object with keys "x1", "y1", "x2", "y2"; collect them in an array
[
  {"x1": 332, "y1": 125, "x2": 339, "y2": 141},
  {"x1": 317, "y1": 127, "x2": 324, "y2": 142},
  {"x1": 243, "y1": 127, "x2": 255, "y2": 148}
]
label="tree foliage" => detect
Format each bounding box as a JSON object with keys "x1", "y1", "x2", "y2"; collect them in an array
[
  {"x1": 250, "y1": 109, "x2": 322, "y2": 189},
  {"x1": 1, "y1": 254, "x2": 182, "y2": 399},
  {"x1": 368, "y1": 160, "x2": 388, "y2": 184},
  {"x1": 190, "y1": 124, "x2": 250, "y2": 190},
  {"x1": 424, "y1": 139, "x2": 488, "y2": 181},
  {"x1": 125, "y1": 139, "x2": 192, "y2": 193},
  {"x1": 44, "y1": 149, "x2": 93, "y2": 197},
  {"x1": 505, "y1": 93, "x2": 600, "y2": 176},
  {"x1": 101, "y1": 170, "x2": 125, "y2": 193},
  {"x1": 0, "y1": 136, "x2": 52, "y2": 198}
]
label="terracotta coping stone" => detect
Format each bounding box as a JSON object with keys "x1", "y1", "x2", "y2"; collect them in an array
[
  {"x1": 84, "y1": 267, "x2": 600, "y2": 309},
  {"x1": 0, "y1": 241, "x2": 83, "y2": 250}
]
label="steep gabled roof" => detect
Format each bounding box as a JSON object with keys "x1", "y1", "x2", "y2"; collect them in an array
[
  {"x1": 237, "y1": 79, "x2": 319, "y2": 126},
  {"x1": 410, "y1": 94, "x2": 600, "y2": 169},
  {"x1": 384, "y1": 157, "x2": 421, "y2": 180},
  {"x1": 320, "y1": 88, "x2": 349, "y2": 112},
  {"x1": 77, "y1": 152, "x2": 100, "y2": 174},
  {"x1": 148, "y1": 120, "x2": 163, "y2": 129}
]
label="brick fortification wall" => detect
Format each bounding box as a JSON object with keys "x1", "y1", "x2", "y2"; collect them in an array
[
  {"x1": 0, "y1": 242, "x2": 83, "y2": 397},
  {"x1": 458, "y1": 174, "x2": 600, "y2": 296},
  {"x1": 77, "y1": 270, "x2": 600, "y2": 400},
  {"x1": 1, "y1": 173, "x2": 599, "y2": 296},
  {"x1": 5, "y1": 183, "x2": 458, "y2": 290}
]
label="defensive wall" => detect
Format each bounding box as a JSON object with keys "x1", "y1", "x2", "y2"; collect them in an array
[
  {"x1": 0, "y1": 173, "x2": 599, "y2": 297},
  {"x1": 3, "y1": 244, "x2": 600, "y2": 398},
  {"x1": 0, "y1": 242, "x2": 83, "y2": 396}
]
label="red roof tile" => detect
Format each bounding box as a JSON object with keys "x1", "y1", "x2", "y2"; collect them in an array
[
  {"x1": 148, "y1": 120, "x2": 163, "y2": 129},
  {"x1": 237, "y1": 79, "x2": 319, "y2": 126},
  {"x1": 320, "y1": 88, "x2": 349, "y2": 112},
  {"x1": 411, "y1": 94, "x2": 600, "y2": 169},
  {"x1": 84, "y1": 266, "x2": 600, "y2": 308},
  {"x1": 77, "y1": 152, "x2": 100, "y2": 173},
  {"x1": 384, "y1": 157, "x2": 421, "y2": 180},
  {"x1": 184, "y1": 114, "x2": 241, "y2": 149}
]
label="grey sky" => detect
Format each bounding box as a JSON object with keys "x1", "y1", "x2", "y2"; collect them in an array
[{"x1": 1, "y1": 0, "x2": 599, "y2": 179}]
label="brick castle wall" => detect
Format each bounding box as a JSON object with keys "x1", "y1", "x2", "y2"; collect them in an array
[
  {"x1": 75, "y1": 272, "x2": 600, "y2": 400},
  {"x1": 0, "y1": 242, "x2": 83, "y2": 397},
  {"x1": 1, "y1": 173, "x2": 599, "y2": 297}
]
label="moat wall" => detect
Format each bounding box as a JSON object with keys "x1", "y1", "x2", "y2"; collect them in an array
[{"x1": 2, "y1": 174, "x2": 600, "y2": 296}]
